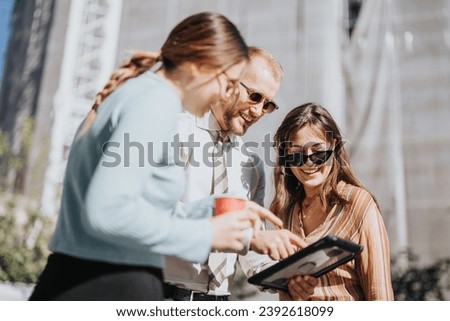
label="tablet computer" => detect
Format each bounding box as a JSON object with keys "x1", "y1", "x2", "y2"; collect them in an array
[{"x1": 247, "y1": 235, "x2": 363, "y2": 291}]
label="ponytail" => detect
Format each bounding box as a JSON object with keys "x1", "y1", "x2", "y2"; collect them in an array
[
  {"x1": 77, "y1": 51, "x2": 159, "y2": 136},
  {"x1": 92, "y1": 51, "x2": 160, "y2": 111},
  {"x1": 81, "y1": 12, "x2": 248, "y2": 135}
]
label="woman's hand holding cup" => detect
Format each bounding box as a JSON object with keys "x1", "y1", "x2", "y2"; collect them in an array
[{"x1": 210, "y1": 197, "x2": 283, "y2": 253}]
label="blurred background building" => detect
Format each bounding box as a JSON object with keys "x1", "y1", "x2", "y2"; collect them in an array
[{"x1": 0, "y1": 0, "x2": 449, "y2": 299}]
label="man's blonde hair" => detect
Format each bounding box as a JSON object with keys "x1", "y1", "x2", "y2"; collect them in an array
[{"x1": 248, "y1": 46, "x2": 283, "y2": 82}]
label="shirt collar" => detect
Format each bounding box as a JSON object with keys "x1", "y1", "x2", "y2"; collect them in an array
[{"x1": 195, "y1": 111, "x2": 239, "y2": 146}]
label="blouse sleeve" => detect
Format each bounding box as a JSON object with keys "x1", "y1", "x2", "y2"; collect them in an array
[{"x1": 356, "y1": 198, "x2": 394, "y2": 300}]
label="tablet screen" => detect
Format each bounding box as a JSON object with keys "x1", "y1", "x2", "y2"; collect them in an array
[
  {"x1": 260, "y1": 246, "x2": 354, "y2": 289},
  {"x1": 248, "y1": 235, "x2": 363, "y2": 291}
]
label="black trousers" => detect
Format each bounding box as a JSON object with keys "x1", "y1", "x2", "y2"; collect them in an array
[
  {"x1": 29, "y1": 253, "x2": 163, "y2": 301},
  {"x1": 164, "y1": 283, "x2": 230, "y2": 301}
]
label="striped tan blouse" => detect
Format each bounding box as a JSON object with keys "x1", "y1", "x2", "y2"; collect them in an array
[{"x1": 280, "y1": 181, "x2": 394, "y2": 301}]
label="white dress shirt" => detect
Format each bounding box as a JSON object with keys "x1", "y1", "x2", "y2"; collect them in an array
[{"x1": 164, "y1": 111, "x2": 274, "y2": 296}]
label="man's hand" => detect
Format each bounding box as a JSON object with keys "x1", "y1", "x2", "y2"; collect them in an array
[
  {"x1": 245, "y1": 201, "x2": 283, "y2": 230},
  {"x1": 249, "y1": 229, "x2": 307, "y2": 260}
]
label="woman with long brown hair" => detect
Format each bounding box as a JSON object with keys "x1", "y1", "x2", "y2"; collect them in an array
[
  {"x1": 271, "y1": 102, "x2": 393, "y2": 300},
  {"x1": 29, "y1": 12, "x2": 281, "y2": 300}
]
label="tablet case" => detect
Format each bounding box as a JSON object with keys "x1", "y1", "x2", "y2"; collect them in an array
[{"x1": 247, "y1": 235, "x2": 363, "y2": 291}]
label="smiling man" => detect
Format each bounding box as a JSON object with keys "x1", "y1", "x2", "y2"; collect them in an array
[
  {"x1": 163, "y1": 47, "x2": 302, "y2": 301},
  {"x1": 211, "y1": 47, "x2": 281, "y2": 136}
]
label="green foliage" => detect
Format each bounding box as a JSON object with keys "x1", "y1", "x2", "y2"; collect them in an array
[
  {"x1": 0, "y1": 117, "x2": 34, "y2": 190},
  {"x1": 0, "y1": 118, "x2": 52, "y2": 284},
  {"x1": 391, "y1": 251, "x2": 450, "y2": 300},
  {"x1": 0, "y1": 196, "x2": 52, "y2": 283}
]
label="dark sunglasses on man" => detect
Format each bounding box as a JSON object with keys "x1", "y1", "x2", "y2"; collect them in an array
[
  {"x1": 284, "y1": 150, "x2": 334, "y2": 167},
  {"x1": 240, "y1": 82, "x2": 279, "y2": 113}
]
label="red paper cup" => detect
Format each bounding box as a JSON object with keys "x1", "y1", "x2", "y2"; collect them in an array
[{"x1": 214, "y1": 197, "x2": 247, "y2": 216}]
